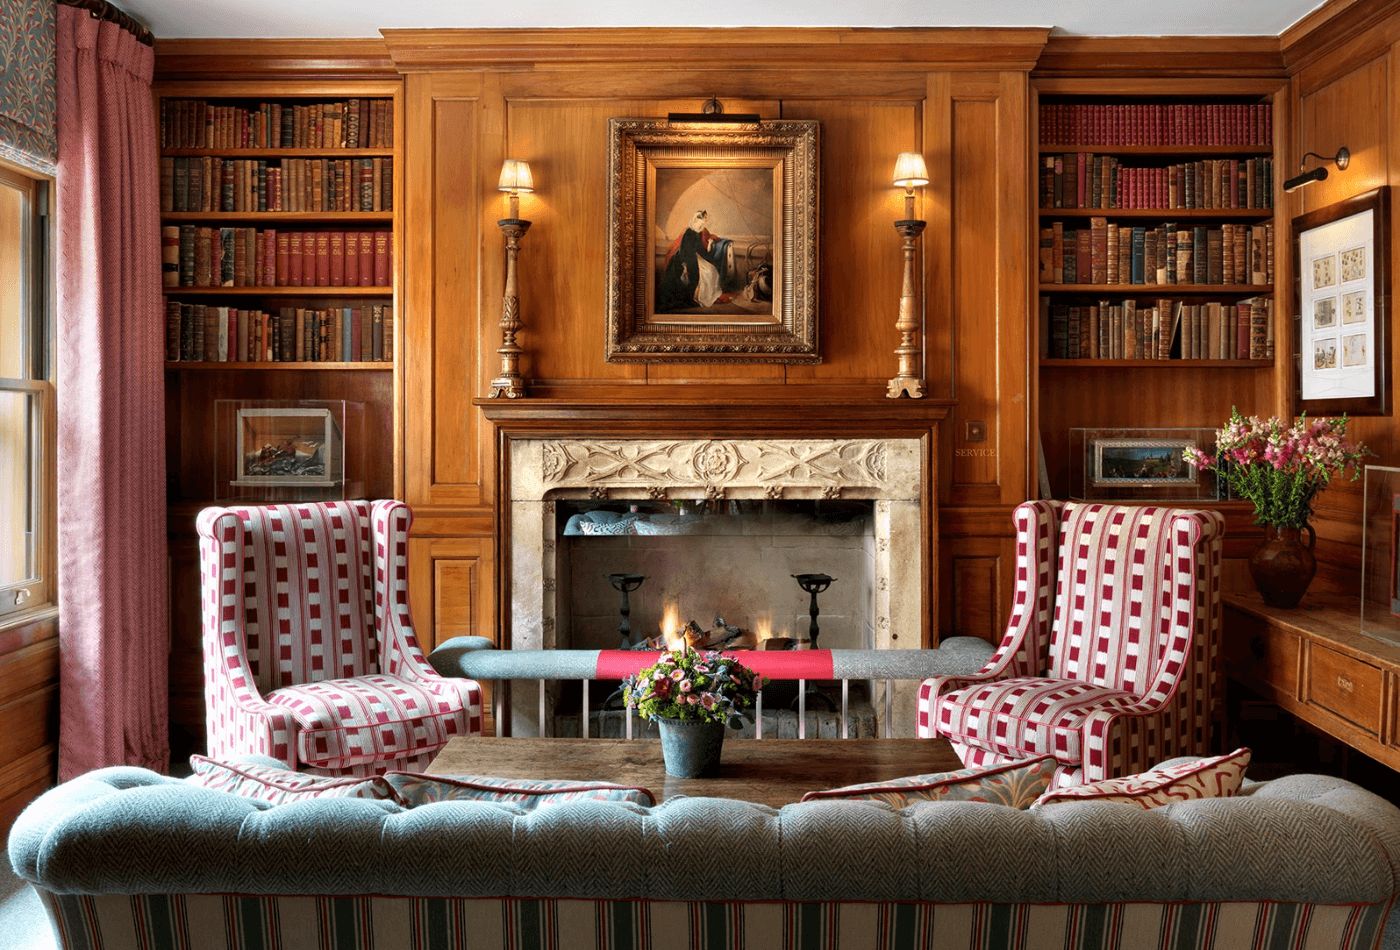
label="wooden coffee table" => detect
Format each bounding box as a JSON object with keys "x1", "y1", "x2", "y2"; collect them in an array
[{"x1": 427, "y1": 737, "x2": 963, "y2": 807}]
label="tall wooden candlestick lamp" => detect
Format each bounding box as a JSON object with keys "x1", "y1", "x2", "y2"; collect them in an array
[
  {"x1": 489, "y1": 159, "x2": 534, "y2": 399},
  {"x1": 887, "y1": 151, "x2": 928, "y2": 399}
]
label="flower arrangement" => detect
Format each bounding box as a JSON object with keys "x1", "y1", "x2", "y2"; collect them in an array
[
  {"x1": 622, "y1": 648, "x2": 765, "y2": 728},
  {"x1": 1183, "y1": 408, "x2": 1369, "y2": 528}
]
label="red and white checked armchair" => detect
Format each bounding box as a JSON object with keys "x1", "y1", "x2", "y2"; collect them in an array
[
  {"x1": 918, "y1": 501, "x2": 1223, "y2": 787},
  {"x1": 197, "y1": 500, "x2": 482, "y2": 776}
]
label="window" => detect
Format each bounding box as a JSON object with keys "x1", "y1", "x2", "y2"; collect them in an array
[{"x1": 0, "y1": 165, "x2": 51, "y2": 619}]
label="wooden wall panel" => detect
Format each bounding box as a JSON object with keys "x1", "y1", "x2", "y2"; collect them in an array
[
  {"x1": 949, "y1": 552, "x2": 1003, "y2": 643},
  {"x1": 388, "y1": 33, "x2": 1042, "y2": 650},
  {"x1": 403, "y1": 73, "x2": 492, "y2": 509},
  {"x1": 780, "y1": 99, "x2": 918, "y2": 383},
  {"x1": 408, "y1": 536, "x2": 497, "y2": 652},
  {"x1": 0, "y1": 614, "x2": 57, "y2": 834},
  {"x1": 1291, "y1": 41, "x2": 1399, "y2": 591}
]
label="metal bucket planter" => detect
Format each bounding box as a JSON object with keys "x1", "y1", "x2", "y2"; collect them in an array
[{"x1": 656, "y1": 718, "x2": 726, "y2": 778}]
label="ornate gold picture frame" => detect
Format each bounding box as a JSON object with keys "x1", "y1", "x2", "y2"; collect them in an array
[{"x1": 605, "y1": 117, "x2": 820, "y2": 363}]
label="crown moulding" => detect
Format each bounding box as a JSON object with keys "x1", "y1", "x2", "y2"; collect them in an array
[
  {"x1": 379, "y1": 27, "x2": 1052, "y2": 72},
  {"x1": 1034, "y1": 34, "x2": 1286, "y2": 79},
  {"x1": 153, "y1": 38, "x2": 397, "y2": 80}
]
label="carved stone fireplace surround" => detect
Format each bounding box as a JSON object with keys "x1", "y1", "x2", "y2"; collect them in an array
[
  {"x1": 479, "y1": 393, "x2": 954, "y2": 645},
  {"x1": 477, "y1": 393, "x2": 954, "y2": 734}
]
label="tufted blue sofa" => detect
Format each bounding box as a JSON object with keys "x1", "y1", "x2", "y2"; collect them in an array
[{"x1": 9, "y1": 761, "x2": 1400, "y2": 950}]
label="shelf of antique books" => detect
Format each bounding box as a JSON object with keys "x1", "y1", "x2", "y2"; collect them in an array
[
  {"x1": 1041, "y1": 209, "x2": 1273, "y2": 220},
  {"x1": 1042, "y1": 284, "x2": 1271, "y2": 294},
  {"x1": 1037, "y1": 145, "x2": 1271, "y2": 157},
  {"x1": 165, "y1": 362, "x2": 390, "y2": 371},
  {"x1": 161, "y1": 212, "x2": 393, "y2": 223},
  {"x1": 1041, "y1": 359, "x2": 1271, "y2": 368},
  {"x1": 163, "y1": 148, "x2": 395, "y2": 158},
  {"x1": 163, "y1": 287, "x2": 391, "y2": 297}
]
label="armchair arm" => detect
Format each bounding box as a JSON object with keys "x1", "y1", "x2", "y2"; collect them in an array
[
  {"x1": 196, "y1": 507, "x2": 299, "y2": 766},
  {"x1": 369, "y1": 500, "x2": 450, "y2": 683},
  {"x1": 917, "y1": 501, "x2": 1061, "y2": 738}
]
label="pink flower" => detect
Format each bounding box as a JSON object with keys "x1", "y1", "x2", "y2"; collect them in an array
[
  {"x1": 670, "y1": 669, "x2": 685, "y2": 682},
  {"x1": 685, "y1": 694, "x2": 699, "y2": 705},
  {"x1": 679, "y1": 679, "x2": 693, "y2": 693}
]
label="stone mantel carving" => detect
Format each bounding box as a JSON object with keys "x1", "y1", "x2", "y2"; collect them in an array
[
  {"x1": 514, "y1": 438, "x2": 920, "y2": 503},
  {"x1": 538, "y1": 438, "x2": 904, "y2": 493}
]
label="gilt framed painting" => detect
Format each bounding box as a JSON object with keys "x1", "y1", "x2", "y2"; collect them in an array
[
  {"x1": 605, "y1": 117, "x2": 820, "y2": 363},
  {"x1": 1293, "y1": 187, "x2": 1392, "y2": 415}
]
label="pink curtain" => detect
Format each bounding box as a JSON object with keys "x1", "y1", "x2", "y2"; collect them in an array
[{"x1": 55, "y1": 6, "x2": 168, "y2": 778}]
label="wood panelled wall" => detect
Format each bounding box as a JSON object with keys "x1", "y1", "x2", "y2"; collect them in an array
[
  {"x1": 1284, "y1": 0, "x2": 1400, "y2": 592},
  {"x1": 383, "y1": 29, "x2": 1045, "y2": 649},
  {"x1": 0, "y1": 611, "x2": 58, "y2": 830}
]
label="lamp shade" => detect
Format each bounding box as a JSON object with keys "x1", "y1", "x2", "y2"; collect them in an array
[
  {"x1": 497, "y1": 159, "x2": 535, "y2": 193},
  {"x1": 892, "y1": 152, "x2": 929, "y2": 188}
]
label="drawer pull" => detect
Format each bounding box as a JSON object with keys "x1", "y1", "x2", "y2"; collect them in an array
[{"x1": 1336, "y1": 675, "x2": 1355, "y2": 694}]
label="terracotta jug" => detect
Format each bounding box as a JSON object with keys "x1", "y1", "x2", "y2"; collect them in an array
[{"x1": 1249, "y1": 524, "x2": 1316, "y2": 609}]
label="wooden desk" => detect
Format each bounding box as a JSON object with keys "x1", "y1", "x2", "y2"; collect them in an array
[
  {"x1": 1224, "y1": 592, "x2": 1400, "y2": 771},
  {"x1": 427, "y1": 737, "x2": 964, "y2": 808}
]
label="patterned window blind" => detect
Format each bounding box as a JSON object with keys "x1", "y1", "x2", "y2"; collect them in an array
[{"x1": 0, "y1": 0, "x2": 57, "y2": 175}]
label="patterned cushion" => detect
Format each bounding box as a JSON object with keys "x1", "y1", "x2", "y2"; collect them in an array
[
  {"x1": 800, "y1": 755, "x2": 1058, "y2": 808},
  {"x1": 934, "y1": 676, "x2": 1138, "y2": 764},
  {"x1": 1032, "y1": 748, "x2": 1251, "y2": 809},
  {"x1": 383, "y1": 772, "x2": 656, "y2": 810},
  {"x1": 266, "y1": 674, "x2": 472, "y2": 770},
  {"x1": 187, "y1": 755, "x2": 396, "y2": 803}
]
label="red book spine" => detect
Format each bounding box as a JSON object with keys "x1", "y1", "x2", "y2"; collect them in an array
[
  {"x1": 315, "y1": 231, "x2": 331, "y2": 287},
  {"x1": 276, "y1": 232, "x2": 290, "y2": 285},
  {"x1": 345, "y1": 231, "x2": 360, "y2": 286},
  {"x1": 373, "y1": 231, "x2": 390, "y2": 286},
  {"x1": 288, "y1": 232, "x2": 303, "y2": 287},
  {"x1": 329, "y1": 232, "x2": 346, "y2": 287},
  {"x1": 358, "y1": 232, "x2": 373, "y2": 287}
]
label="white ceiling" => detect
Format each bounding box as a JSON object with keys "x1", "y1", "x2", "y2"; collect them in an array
[{"x1": 116, "y1": 0, "x2": 1327, "y2": 39}]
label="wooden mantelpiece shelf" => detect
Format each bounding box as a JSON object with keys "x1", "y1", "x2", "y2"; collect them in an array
[{"x1": 1224, "y1": 592, "x2": 1400, "y2": 772}]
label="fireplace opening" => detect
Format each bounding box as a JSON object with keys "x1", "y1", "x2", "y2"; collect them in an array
[{"x1": 555, "y1": 498, "x2": 877, "y2": 654}]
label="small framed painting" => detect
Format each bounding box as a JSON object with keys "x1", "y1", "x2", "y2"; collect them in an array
[
  {"x1": 605, "y1": 117, "x2": 820, "y2": 363},
  {"x1": 1090, "y1": 438, "x2": 1199, "y2": 489},
  {"x1": 1293, "y1": 187, "x2": 1392, "y2": 415}
]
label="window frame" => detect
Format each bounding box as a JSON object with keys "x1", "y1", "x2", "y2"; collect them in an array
[{"x1": 0, "y1": 162, "x2": 54, "y2": 621}]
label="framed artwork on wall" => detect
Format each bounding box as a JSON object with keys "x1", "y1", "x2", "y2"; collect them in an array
[
  {"x1": 605, "y1": 117, "x2": 820, "y2": 363},
  {"x1": 1292, "y1": 187, "x2": 1392, "y2": 415}
]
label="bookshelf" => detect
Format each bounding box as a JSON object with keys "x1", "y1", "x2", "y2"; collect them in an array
[
  {"x1": 156, "y1": 80, "x2": 402, "y2": 516},
  {"x1": 1033, "y1": 84, "x2": 1287, "y2": 498}
]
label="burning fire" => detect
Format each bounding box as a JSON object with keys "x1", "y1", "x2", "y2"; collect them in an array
[
  {"x1": 660, "y1": 598, "x2": 683, "y2": 650},
  {"x1": 754, "y1": 614, "x2": 772, "y2": 640}
]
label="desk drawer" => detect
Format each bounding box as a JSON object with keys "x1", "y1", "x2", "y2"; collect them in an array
[
  {"x1": 1226, "y1": 611, "x2": 1299, "y2": 697},
  {"x1": 1306, "y1": 645, "x2": 1384, "y2": 735}
]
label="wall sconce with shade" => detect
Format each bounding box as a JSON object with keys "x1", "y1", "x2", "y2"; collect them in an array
[
  {"x1": 888, "y1": 151, "x2": 928, "y2": 399},
  {"x1": 1284, "y1": 147, "x2": 1350, "y2": 193},
  {"x1": 488, "y1": 159, "x2": 534, "y2": 399}
]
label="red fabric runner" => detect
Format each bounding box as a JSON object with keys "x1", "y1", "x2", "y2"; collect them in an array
[{"x1": 595, "y1": 650, "x2": 834, "y2": 681}]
